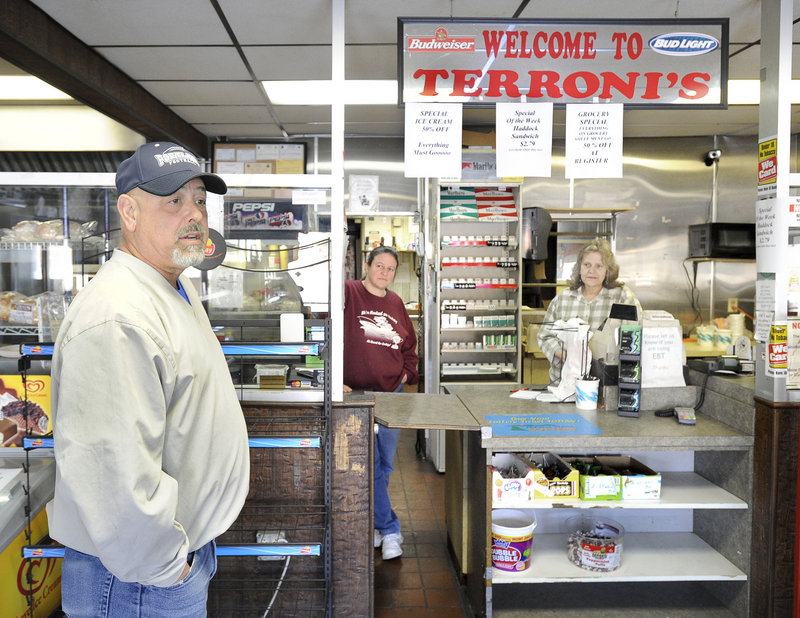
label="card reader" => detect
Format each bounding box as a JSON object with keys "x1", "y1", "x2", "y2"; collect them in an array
[
  {"x1": 687, "y1": 356, "x2": 741, "y2": 374},
  {"x1": 675, "y1": 407, "x2": 696, "y2": 425}
]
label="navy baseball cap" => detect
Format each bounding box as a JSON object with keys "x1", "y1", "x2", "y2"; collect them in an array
[{"x1": 116, "y1": 142, "x2": 227, "y2": 196}]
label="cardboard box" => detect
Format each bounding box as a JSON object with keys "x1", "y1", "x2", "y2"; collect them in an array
[
  {"x1": 490, "y1": 453, "x2": 537, "y2": 507},
  {"x1": 597, "y1": 455, "x2": 662, "y2": 500},
  {"x1": 527, "y1": 452, "x2": 579, "y2": 499},
  {"x1": 563, "y1": 456, "x2": 622, "y2": 501}
]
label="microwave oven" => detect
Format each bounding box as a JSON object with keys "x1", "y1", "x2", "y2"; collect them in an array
[{"x1": 688, "y1": 223, "x2": 756, "y2": 259}]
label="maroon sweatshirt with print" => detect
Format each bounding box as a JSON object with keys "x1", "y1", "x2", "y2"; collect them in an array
[{"x1": 343, "y1": 279, "x2": 419, "y2": 392}]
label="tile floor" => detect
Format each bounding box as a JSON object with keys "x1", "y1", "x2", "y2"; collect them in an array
[{"x1": 374, "y1": 429, "x2": 471, "y2": 617}]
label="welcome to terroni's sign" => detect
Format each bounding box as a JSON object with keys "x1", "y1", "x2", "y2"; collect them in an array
[{"x1": 398, "y1": 18, "x2": 728, "y2": 108}]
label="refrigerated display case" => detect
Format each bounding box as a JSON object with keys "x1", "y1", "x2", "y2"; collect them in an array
[{"x1": 0, "y1": 182, "x2": 115, "y2": 345}]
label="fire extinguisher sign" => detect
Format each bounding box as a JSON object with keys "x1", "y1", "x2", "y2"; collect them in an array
[{"x1": 768, "y1": 323, "x2": 788, "y2": 377}]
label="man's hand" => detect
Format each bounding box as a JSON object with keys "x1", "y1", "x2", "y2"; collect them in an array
[{"x1": 176, "y1": 561, "x2": 191, "y2": 584}]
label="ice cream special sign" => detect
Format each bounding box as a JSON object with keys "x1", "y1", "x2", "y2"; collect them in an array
[{"x1": 398, "y1": 18, "x2": 728, "y2": 107}]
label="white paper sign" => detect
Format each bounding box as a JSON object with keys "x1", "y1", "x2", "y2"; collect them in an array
[
  {"x1": 641, "y1": 326, "x2": 686, "y2": 388},
  {"x1": 256, "y1": 144, "x2": 280, "y2": 159},
  {"x1": 787, "y1": 318, "x2": 800, "y2": 388},
  {"x1": 208, "y1": 269, "x2": 243, "y2": 309},
  {"x1": 292, "y1": 190, "x2": 326, "y2": 205},
  {"x1": 496, "y1": 102, "x2": 553, "y2": 178},
  {"x1": 206, "y1": 193, "x2": 224, "y2": 233},
  {"x1": 755, "y1": 273, "x2": 776, "y2": 342},
  {"x1": 348, "y1": 175, "x2": 379, "y2": 211},
  {"x1": 756, "y1": 198, "x2": 779, "y2": 251},
  {"x1": 404, "y1": 103, "x2": 462, "y2": 178},
  {"x1": 565, "y1": 103, "x2": 623, "y2": 179}
]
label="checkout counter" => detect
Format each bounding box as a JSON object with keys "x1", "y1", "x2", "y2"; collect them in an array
[{"x1": 373, "y1": 370, "x2": 758, "y2": 617}]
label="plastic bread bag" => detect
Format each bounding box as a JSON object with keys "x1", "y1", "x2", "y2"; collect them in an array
[{"x1": 547, "y1": 319, "x2": 592, "y2": 402}]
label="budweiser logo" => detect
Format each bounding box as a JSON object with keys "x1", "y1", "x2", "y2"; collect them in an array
[{"x1": 408, "y1": 27, "x2": 475, "y2": 52}]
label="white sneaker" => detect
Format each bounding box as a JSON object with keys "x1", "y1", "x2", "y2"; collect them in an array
[
  {"x1": 373, "y1": 529, "x2": 383, "y2": 548},
  {"x1": 381, "y1": 532, "x2": 403, "y2": 560}
]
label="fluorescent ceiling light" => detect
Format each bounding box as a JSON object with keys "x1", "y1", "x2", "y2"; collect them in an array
[
  {"x1": 728, "y1": 79, "x2": 800, "y2": 104},
  {"x1": 262, "y1": 80, "x2": 397, "y2": 105},
  {"x1": 0, "y1": 76, "x2": 72, "y2": 100},
  {"x1": 728, "y1": 80, "x2": 760, "y2": 104}
]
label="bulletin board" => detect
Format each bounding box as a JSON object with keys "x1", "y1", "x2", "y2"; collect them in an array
[{"x1": 212, "y1": 142, "x2": 306, "y2": 176}]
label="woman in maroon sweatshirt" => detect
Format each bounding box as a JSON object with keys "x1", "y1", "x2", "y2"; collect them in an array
[{"x1": 343, "y1": 246, "x2": 418, "y2": 560}]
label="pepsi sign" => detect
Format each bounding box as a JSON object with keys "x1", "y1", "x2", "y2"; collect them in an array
[{"x1": 649, "y1": 32, "x2": 719, "y2": 56}]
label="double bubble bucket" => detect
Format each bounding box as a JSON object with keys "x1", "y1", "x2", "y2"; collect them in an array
[{"x1": 491, "y1": 509, "x2": 537, "y2": 572}]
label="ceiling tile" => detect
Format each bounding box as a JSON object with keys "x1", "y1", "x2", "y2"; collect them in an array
[
  {"x1": 218, "y1": 0, "x2": 333, "y2": 45},
  {"x1": 269, "y1": 106, "x2": 331, "y2": 123},
  {"x1": 170, "y1": 105, "x2": 274, "y2": 124},
  {"x1": 139, "y1": 81, "x2": 264, "y2": 106},
  {"x1": 245, "y1": 46, "x2": 332, "y2": 81},
  {"x1": 344, "y1": 106, "x2": 402, "y2": 122},
  {"x1": 30, "y1": 0, "x2": 230, "y2": 45},
  {"x1": 192, "y1": 123, "x2": 286, "y2": 138},
  {"x1": 345, "y1": 45, "x2": 397, "y2": 80},
  {"x1": 97, "y1": 46, "x2": 249, "y2": 81}
]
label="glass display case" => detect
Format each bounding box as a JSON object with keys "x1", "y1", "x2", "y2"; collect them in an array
[
  {"x1": 201, "y1": 186, "x2": 332, "y2": 401},
  {"x1": 0, "y1": 182, "x2": 117, "y2": 345},
  {"x1": 0, "y1": 171, "x2": 342, "y2": 403}
]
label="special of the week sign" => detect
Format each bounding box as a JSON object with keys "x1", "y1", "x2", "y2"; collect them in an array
[{"x1": 399, "y1": 18, "x2": 729, "y2": 108}]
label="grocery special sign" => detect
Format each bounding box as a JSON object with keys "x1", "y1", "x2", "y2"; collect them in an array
[{"x1": 398, "y1": 18, "x2": 729, "y2": 107}]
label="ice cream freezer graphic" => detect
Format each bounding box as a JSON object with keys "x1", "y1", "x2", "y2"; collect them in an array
[
  {"x1": 0, "y1": 375, "x2": 51, "y2": 447},
  {"x1": 0, "y1": 509, "x2": 62, "y2": 618}
]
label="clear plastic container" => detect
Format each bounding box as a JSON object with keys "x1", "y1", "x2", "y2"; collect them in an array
[{"x1": 566, "y1": 514, "x2": 624, "y2": 572}]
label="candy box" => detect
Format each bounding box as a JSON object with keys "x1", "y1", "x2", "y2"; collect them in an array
[
  {"x1": 562, "y1": 455, "x2": 622, "y2": 501},
  {"x1": 596, "y1": 455, "x2": 662, "y2": 500},
  {"x1": 526, "y1": 452, "x2": 579, "y2": 499},
  {"x1": 491, "y1": 453, "x2": 536, "y2": 507}
]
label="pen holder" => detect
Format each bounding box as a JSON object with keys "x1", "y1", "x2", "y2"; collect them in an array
[{"x1": 575, "y1": 378, "x2": 599, "y2": 410}]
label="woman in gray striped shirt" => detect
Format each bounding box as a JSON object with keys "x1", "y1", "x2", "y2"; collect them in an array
[{"x1": 537, "y1": 238, "x2": 641, "y2": 384}]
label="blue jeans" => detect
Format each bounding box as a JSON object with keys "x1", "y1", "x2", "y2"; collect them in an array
[
  {"x1": 61, "y1": 540, "x2": 216, "y2": 617},
  {"x1": 375, "y1": 423, "x2": 402, "y2": 536}
]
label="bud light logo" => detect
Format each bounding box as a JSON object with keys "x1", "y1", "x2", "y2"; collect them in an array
[{"x1": 649, "y1": 32, "x2": 719, "y2": 56}]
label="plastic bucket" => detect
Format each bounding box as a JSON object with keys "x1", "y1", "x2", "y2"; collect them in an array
[
  {"x1": 491, "y1": 509, "x2": 537, "y2": 572},
  {"x1": 566, "y1": 514, "x2": 624, "y2": 572}
]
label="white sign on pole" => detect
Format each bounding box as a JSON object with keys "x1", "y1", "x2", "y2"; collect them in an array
[
  {"x1": 564, "y1": 103, "x2": 623, "y2": 179},
  {"x1": 496, "y1": 102, "x2": 553, "y2": 178},
  {"x1": 404, "y1": 103, "x2": 462, "y2": 178},
  {"x1": 755, "y1": 273, "x2": 776, "y2": 342}
]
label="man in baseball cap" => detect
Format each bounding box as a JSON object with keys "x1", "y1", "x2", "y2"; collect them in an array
[{"x1": 49, "y1": 142, "x2": 249, "y2": 617}]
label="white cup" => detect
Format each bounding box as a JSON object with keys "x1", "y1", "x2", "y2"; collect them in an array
[
  {"x1": 716, "y1": 329, "x2": 732, "y2": 348},
  {"x1": 575, "y1": 379, "x2": 599, "y2": 410},
  {"x1": 697, "y1": 326, "x2": 714, "y2": 349}
]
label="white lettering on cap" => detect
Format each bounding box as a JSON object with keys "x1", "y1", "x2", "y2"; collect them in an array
[{"x1": 153, "y1": 147, "x2": 200, "y2": 168}]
